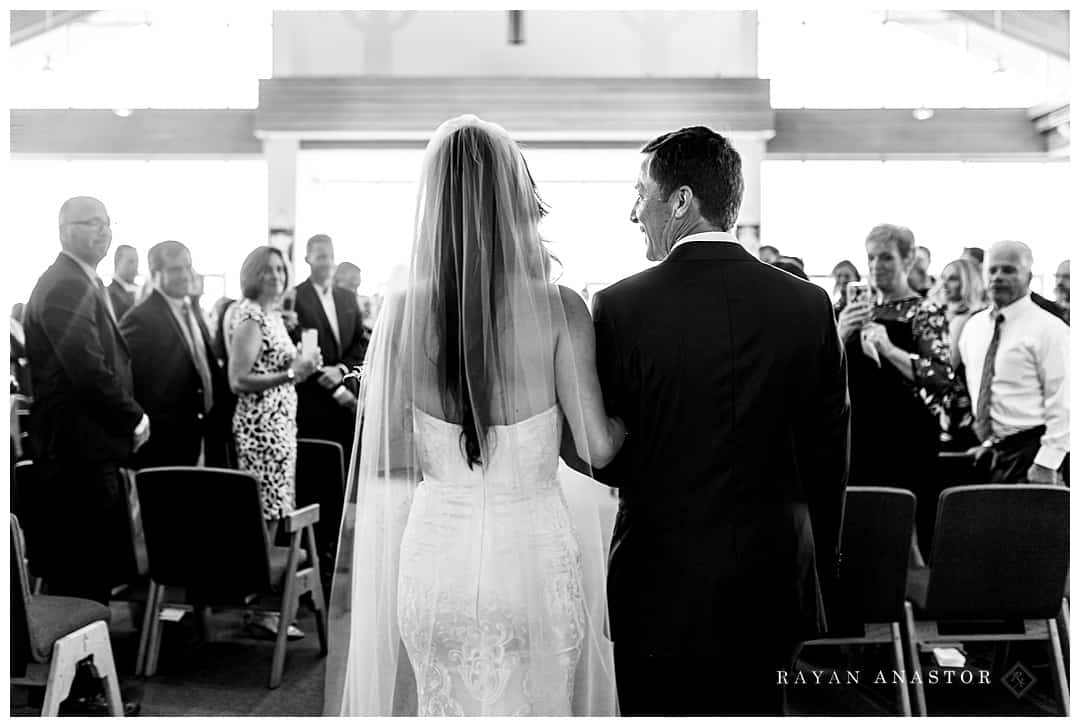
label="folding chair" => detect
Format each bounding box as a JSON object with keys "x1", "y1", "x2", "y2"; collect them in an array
[
  {"x1": 906, "y1": 484, "x2": 1069, "y2": 716},
  {"x1": 135, "y1": 466, "x2": 327, "y2": 688},
  {"x1": 798, "y1": 487, "x2": 918, "y2": 715}
]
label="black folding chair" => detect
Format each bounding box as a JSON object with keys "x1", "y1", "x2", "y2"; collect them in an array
[
  {"x1": 296, "y1": 438, "x2": 345, "y2": 581},
  {"x1": 906, "y1": 484, "x2": 1069, "y2": 716},
  {"x1": 135, "y1": 467, "x2": 327, "y2": 688},
  {"x1": 798, "y1": 487, "x2": 918, "y2": 715}
]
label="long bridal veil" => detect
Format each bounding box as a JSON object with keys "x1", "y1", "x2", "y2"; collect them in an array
[{"x1": 323, "y1": 115, "x2": 618, "y2": 716}]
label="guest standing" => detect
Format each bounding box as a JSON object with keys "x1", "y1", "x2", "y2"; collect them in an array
[
  {"x1": 228, "y1": 246, "x2": 320, "y2": 525},
  {"x1": 23, "y1": 197, "x2": 149, "y2": 604},
  {"x1": 120, "y1": 241, "x2": 233, "y2": 468},
  {"x1": 107, "y1": 244, "x2": 140, "y2": 320},
  {"x1": 830, "y1": 259, "x2": 861, "y2": 316},
  {"x1": 294, "y1": 234, "x2": 367, "y2": 461},
  {"x1": 926, "y1": 257, "x2": 986, "y2": 450},
  {"x1": 958, "y1": 241, "x2": 1069, "y2": 484},
  {"x1": 837, "y1": 224, "x2": 955, "y2": 554}
]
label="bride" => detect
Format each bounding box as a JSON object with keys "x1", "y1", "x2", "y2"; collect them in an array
[{"x1": 323, "y1": 115, "x2": 626, "y2": 716}]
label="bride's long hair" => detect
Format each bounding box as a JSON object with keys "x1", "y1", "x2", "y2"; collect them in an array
[
  {"x1": 425, "y1": 120, "x2": 551, "y2": 468},
  {"x1": 326, "y1": 116, "x2": 616, "y2": 717}
]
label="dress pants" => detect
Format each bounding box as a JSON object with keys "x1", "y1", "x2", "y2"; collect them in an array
[
  {"x1": 614, "y1": 634, "x2": 800, "y2": 716},
  {"x1": 37, "y1": 460, "x2": 134, "y2": 606},
  {"x1": 985, "y1": 425, "x2": 1070, "y2": 485}
]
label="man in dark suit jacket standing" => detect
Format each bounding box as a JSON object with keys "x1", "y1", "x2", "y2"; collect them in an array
[
  {"x1": 23, "y1": 197, "x2": 150, "y2": 605},
  {"x1": 294, "y1": 234, "x2": 368, "y2": 461},
  {"x1": 107, "y1": 244, "x2": 140, "y2": 320},
  {"x1": 120, "y1": 240, "x2": 233, "y2": 469},
  {"x1": 592, "y1": 128, "x2": 850, "y2": 716}
]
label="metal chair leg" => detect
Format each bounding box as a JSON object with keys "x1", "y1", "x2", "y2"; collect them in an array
[
  {"x1": 903, "y1": 601, "x2": 928, "y2": 716},
  {"x1": 891, "y1": 622, "x2": 913, "y2": 716},
  {"x1": 1048, "y1": 618, "x2": 1070, "y2": 716}
]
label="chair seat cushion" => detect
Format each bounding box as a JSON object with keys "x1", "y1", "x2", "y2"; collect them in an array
[
  {"x1": 268, "y1": 545, "x2": 310, "y2": 591},
  {"x1": 906, "y1": 567, "x2": 931, "y2": 612},
  {"x1": 27, "y1": 595, "x2": 110, "y2": 663}
]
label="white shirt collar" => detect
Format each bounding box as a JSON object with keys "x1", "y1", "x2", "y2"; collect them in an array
[
  {"x1": 992, "y1": 292, "x2": 1034, "y2": 318},
  {"x1": 669, "y1": 230, "x2": 740, "y2": 254},
  {"x1": 312, "y1": 278, "x2": 334, "y2": 297},
  {"x1": 117, "y1": 279, "x2": 140, "y2": 295}
]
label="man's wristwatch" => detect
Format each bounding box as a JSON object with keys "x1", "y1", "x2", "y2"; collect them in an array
[{"x1": 286, "y1": 367, "x2": 296, "y2": 383}]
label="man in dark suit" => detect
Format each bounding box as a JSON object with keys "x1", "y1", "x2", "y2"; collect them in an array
[
  {"x1": 592, "y1": 127, "x2": 850, "y2": 716},
  {"x1": 24, "y1": 196, "x2": 150, "y2": 605},
  {"x1": 294, "y1": 234, "x2": 368, "y2": 461},
  {"x1": 107, "y1": 244, "x2": 140, "y2": 320},
  {"x1": 120, "y1": 240, "x2": 233, "y2": 469}
]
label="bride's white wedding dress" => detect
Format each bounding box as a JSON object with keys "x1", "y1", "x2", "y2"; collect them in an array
[{"x1": 398, "y1": 405, "x2": 588, "y2": 716}]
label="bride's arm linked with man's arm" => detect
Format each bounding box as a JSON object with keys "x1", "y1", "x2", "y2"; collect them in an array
[{"x1": 555, "y1": 285, "x2": 627, "y2": 473}]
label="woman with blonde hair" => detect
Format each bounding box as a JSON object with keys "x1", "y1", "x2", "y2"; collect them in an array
[
  {"x1": 927, "y1": 256, "x2": 986, "y2": 450},
  {"x1": 928, "y1": 257, "x2": 987, "y2": 367}
]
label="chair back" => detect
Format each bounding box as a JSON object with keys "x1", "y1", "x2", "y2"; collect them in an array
[
  {"x1": 836, "y1": 487, "x2": 916, "y2": 624},
  {"x1": 11, "y1": 460, "x2": 47, "y2": 579},
  {"x1": 10, "y1": 515, "x2": 34, "y2": 673},
  {"x1": 926, "y1": 484, "x2": 1069, "y2": 620},
  {"x1": 136, "y1": 467, "x2": 273, "y2": 598},
  {"x1": 296, "y1": 438, "x2": 345, "y2": 550}
]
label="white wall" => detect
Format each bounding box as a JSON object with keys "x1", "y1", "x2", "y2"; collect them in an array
[{"x1": 273, "y1": 11, "x2": 757, "y2": 78}]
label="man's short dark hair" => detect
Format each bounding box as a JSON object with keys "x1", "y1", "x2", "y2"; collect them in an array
[
  {"x1": 147, "y1": 240, "x2": 189, "y2": 275},
  {"x1": 306, "y1": 234, "x2": 333, "y2": 255},
  {"x1": 114, "y1": 244, "x2": 137, "y2": 268},
  {"x1": 641, "y1": 126, "x2": 744, "y2": 231},
  {"x1": 759, "y1": 245, "x2": 779, "y2": 257},
  {"x1": 963, "y1": 246, "x2": 985, "y2": 264}
]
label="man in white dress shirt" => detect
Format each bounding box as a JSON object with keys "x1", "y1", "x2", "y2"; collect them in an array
[{"x1": 959, "y1": 240, "x2": 1069, "y2": 484}]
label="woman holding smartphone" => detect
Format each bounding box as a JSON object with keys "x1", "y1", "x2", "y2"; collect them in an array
[{"x1": 838, "y1": 225, "x2": 955, "y2": 557}]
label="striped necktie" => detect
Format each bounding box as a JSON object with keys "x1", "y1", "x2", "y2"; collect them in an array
[{"x1": 972, "y1": 310, "x2": 1005, "y2": 443}]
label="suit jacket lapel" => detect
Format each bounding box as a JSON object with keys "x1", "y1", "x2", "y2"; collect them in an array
[
  {"x1": 58, "y1": 253, "x2": 129, "y2": 352},
  {"x1": 149, "y1": 290, "x2": 197, "y2": 374}
]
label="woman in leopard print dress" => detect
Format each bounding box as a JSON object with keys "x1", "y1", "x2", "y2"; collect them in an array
[{"x1": 227, "y1": 246, "x2": 320, "y2": 527}]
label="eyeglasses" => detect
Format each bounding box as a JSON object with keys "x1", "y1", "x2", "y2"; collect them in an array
[{"x1": 64, "y1": 218, "x2": 112, "y2": 232}]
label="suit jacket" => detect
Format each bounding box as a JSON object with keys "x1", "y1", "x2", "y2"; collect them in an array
[
  {"x1": 293, "y1": 279, "x2": 369, "y2": 449},
  {"x1": 1032, "y1": 291, "x2": 1069, "y2": 326},
  {"x1": 593, "y1": 241, "x2": 850, "y2": 654},
  {"x1": 107, "y1": 279, "x2": 136, "y2": 321},
  {"x1": 24, "y1": 253, "x2": 144, "y2": 466},
  {"x1": 120, "y1": 289, "x2": 234, "y2": 468}
]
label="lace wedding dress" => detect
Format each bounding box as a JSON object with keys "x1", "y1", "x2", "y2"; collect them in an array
[{"x1": 398, "y1": 405, "x2": 587, "y2": 716}]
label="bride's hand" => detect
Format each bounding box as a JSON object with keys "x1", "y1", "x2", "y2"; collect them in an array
[{"x1": 609, "y1": 417, "x2": 628, "y2": 454}]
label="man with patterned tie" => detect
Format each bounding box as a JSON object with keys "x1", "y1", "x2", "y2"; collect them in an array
[
  {"x1": 120, "y1": 240, "x2": 233, "y2": 469},
  {"x1": 959, "y1": 240, "x2": 1070, "y2": 484}
]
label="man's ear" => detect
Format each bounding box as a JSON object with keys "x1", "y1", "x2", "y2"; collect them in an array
[{"x1": 673, "y1": 186, "x2": 694, "y2": 219}]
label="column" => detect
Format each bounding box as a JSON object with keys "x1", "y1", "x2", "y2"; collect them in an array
[{"x1": 264, "y1": 137, "x2": 300, "y2": 272}]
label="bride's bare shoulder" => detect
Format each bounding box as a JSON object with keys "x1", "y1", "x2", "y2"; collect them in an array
[{"x1": 547, "y1": 284, "x2": 591, "y2": 330}]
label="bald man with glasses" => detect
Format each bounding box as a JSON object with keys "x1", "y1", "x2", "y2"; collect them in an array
[{"x1": 23, "y1": 196, "x2": 150, "y2": 605}]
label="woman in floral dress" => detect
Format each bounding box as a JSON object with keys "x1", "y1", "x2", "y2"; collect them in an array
[
  {"x1": 837, "y1": 225, "x2": 957, "y2": 557},
  {"x1": 228, "y1": 246, "x2": 320, "y2": 636},
  {"x1": 228, "y1": 246, "x2": 321, "y2": 524}
]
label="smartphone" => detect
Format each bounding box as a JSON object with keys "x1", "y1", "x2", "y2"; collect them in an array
[
  {"x1": 846, "y1": 280, "x2": 871, "y2": 307},
  {"x1": 301, "y1": 328, "x2": 318, "y2": 355}
]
